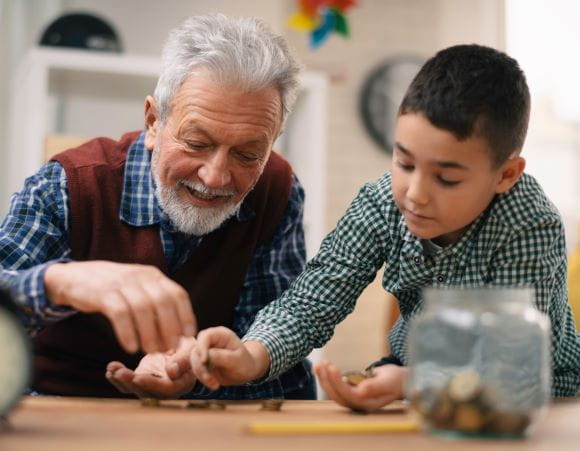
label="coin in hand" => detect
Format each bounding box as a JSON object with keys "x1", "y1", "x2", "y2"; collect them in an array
[{"x1": 341, "y1": 369, "x2": 374, "y2": 386}]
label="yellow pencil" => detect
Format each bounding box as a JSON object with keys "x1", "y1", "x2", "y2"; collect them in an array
[{"x1": 247, "y1": 420, "x2": 418, "y2": 435}]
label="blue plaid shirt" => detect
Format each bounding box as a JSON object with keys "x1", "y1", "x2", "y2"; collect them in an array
[{"x1": 0, "y1": 132, "x2": 312, "y2": 399}]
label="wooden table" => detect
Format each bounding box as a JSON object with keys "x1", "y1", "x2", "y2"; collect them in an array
[{"x1": 1, "y1": 396, "x2": 578, "y2": 450}]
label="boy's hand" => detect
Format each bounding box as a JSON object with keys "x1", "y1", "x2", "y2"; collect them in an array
[
  {"x1": 314, "y1": 360, "x2": 407, "y2": 412},
  {"x1": 45, "y1": 261, "x2": 197, "y2": 354},
  {"x1": 106, "y1": 336, "x2": 197, "y2": 399},
  {"x1": 190, "y1": 326, "x2": 270, "y2": 390}
]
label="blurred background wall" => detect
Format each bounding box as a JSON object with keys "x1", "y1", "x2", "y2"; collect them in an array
[{"x1": 1, "y1": 0, "x2": 577, "y2": 388}]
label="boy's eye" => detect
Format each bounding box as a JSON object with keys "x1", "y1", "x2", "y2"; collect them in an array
[
  {"x1": 396, "y1": 161, "x2": 414, "y2": 171},
  {"x1": 437, "y1": 176, "x2": 461, "y2": 187}
]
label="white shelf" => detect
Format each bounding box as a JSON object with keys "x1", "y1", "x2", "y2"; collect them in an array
[
  {"x1": 6, "y1": 48, "x2": 159, "y2": 204},
  {"x1": 22, "y1": 47, "x2": 161, "y2": 77}
]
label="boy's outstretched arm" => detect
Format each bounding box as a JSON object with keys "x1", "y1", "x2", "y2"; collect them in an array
[{"x1": 190, "y1": 326, "x2": 271, "y2": 390}]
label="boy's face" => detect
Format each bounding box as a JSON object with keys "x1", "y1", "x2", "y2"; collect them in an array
[{"x1": 392, "y1": 113, "x2": 523, "y2": 246}]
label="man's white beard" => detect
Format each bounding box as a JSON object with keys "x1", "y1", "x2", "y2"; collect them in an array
[{"x1": 151, "y1": 148, "x2": 241, "y2": 236}]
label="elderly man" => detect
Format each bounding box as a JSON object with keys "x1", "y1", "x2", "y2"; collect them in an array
[{"x1": 0, "y1": 14, "x2": 314, "y2": 400}]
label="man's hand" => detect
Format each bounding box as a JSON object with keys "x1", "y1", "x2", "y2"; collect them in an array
[
  {"x1": 190, "y1": 326, "x2": 270, "y2": 390},
  {"x1": 106, "y1": 336, "x2": 197, "y2": 399},
  {"x1": 45, "y1": 261, "x2": 196, "y2": 353},
  {"x1": 314, "y1": 360, "x2": 407, "y2": 412}
]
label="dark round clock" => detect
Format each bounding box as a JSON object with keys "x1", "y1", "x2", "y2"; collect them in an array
[
  {"x1": 0, "y1": 288, "x2": 30, "y2": 419},
  {"x1": 359, "y1": 56, "x2": 424, "y2": 154}
]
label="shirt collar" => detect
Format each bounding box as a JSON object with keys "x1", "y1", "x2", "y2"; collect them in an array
[
  {"x1": 398, "y1": 205, "x2": 487, "y2": 266},
  {"x1": 119, "y1": 131, "x2": 254, "y2": 227}
]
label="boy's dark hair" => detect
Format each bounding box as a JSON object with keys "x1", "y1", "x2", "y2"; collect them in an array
[{"x1": 399, "y1": 44, "x2": 530, "y2": 167}]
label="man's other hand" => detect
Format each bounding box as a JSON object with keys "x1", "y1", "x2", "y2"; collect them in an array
[
  {"x1": 45, "y1": 261, "x2": 196, "y2": 353},
  {"x1": 106, "y1": 336, "x2": 196, "y2": 399},
  {"x1": 190, "y1": 326, "x2": 270, "y2": 390}
]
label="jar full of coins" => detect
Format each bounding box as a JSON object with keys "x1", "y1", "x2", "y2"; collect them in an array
[{"x1": 406, "y1": 287, "x2": 550, "y2": 439}]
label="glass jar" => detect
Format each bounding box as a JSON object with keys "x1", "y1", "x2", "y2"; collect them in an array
[{"x1": 406, "y1": 287, "x2": 550, "y2": 439}]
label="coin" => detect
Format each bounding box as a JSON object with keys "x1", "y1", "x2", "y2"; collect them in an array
[
  {"x1": 208, "y1": 401, "x2": 226, "y2": 410},
  {"x1": 186, "y1": 400, "x2": 210, "y2": 409},
  {"x1": 487, "y1": 410, "x2": 531, "y2": 435},
  {"x1": 429, "y1": 391, "x2": 455, "y2": 429},
  {"x1": 448, "y1": 369, "x2": 482, "y2": 403},
  {"x1": 410, "y1": 386, "x2": 439, "y2": 417},
  {"x1": 140, "y1": 398, "x2": 160, "y2": 407},
  {"x1": 261, "y1": 399, "x2": 283, "y2": 411},
  {"x1": 342, "y1": 369, "x2": 374, "y2": 386},
  {"x1": 453, "y1": 403, "x2": 487, "y2": 432}
]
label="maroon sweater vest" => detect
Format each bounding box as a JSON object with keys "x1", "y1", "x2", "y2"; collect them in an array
[{"x1": 32, "y1": 131, "x2": 292, "y2": 397}]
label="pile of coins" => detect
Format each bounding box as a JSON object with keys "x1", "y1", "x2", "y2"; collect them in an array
[
  {"x1": 140, "y1": 398, "x2": 161, "y2": 407},
  {"x1": 342, "y1": 369, "x2": 374, "y2": 386},
  {"x1": 410, "y1": 369, "x2": 532, "y2": 436},
  {"x1": 187, "y1": 400, "x2": 226, "y2": 410},
  {"x1": 140, "y1": 398, "x2": 284, "y2": 411}
]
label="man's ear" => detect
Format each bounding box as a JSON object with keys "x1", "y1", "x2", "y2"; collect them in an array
[
  {"x1": 495, "y1": 156, "x2": 526, "y2": 194},
  {"x1": 144, "y1": 96, "x2": 159, "y2": 151}
]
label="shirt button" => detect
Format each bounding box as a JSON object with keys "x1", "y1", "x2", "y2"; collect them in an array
[
  {"x1": 436, "y1": 274, "x2": 446, "y2": 283},
  {"x1": 413, "y1": 257, "x2": 422, "y2": 264}
]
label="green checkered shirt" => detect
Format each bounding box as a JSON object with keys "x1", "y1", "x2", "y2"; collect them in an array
[{"x1": 244, "y1": 172, "x2": 580, "y2": 397}]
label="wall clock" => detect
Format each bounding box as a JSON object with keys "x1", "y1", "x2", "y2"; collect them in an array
[{"x1": 359, "y1": 56, "x2": 424, "y2": 154}]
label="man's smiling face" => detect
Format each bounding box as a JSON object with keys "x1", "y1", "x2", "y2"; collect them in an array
[{"x1": 145, "y1": 71, "x2": 282, "y2": 235}]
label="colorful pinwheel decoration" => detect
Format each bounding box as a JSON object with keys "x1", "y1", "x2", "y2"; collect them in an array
[{"x1": 288, "y1": 0, "x2": 357, "y2": 50}]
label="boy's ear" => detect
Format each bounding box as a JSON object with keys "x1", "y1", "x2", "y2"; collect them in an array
[
  {"x1": 144, "y1": 96, "x2": 159, "y2": 151},
  {"x1": 495, "y1": 156, "x2": 526, "y2": 194}
]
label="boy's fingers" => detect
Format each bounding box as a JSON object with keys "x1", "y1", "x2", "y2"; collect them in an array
[
  {"x1": 316, "y1": 365, "x2": 350, "y2": 407},
  {"x1": 197, "y1": 370, "x2": 220, "y2": 390},
  {"x1": 325, "y1": 365, "x2": 357, "y2": 402},
  {"x1": 197, "y1": 326, "x2": 238, "y2": 351},
  {"x1": 327, "y1": 365, "x2": 371, "y2": 404},
  {"x1": 201, "y1": 348, "x2": 229, "y2": 369},
  {"x1": 189, "y1": 346, "x2": 205, "y2": 372},
  {"x1": 193, "y1": 333, "x2": 210, "y2": 365},
  {"x1": 324, "y1": 365, "x2": 377, "y2": 411},
  {"x1": 190, "y1": 347, "x2": 217, "y2": 389}
]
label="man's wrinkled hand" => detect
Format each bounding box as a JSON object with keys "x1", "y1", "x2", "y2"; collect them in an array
[
  {"x1": 106, "y1": 336, "x2": 197, "y2": 399},
  {"x1": 45, "y1": 261, "x2": 196, "y2": 353}
]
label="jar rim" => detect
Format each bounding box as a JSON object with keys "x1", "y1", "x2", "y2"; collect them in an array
[{"x1": 422, "y1": 286, "x2": 535, "y2": 305}]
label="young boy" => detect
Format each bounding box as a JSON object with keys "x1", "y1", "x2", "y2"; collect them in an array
[{"x1": 112, "y1": 44, "x2": 580, "y2": 406}]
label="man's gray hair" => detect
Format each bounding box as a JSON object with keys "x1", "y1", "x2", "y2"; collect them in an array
[{"x1": 154, "y1": 14, "x2": 302, "y2": 125}]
